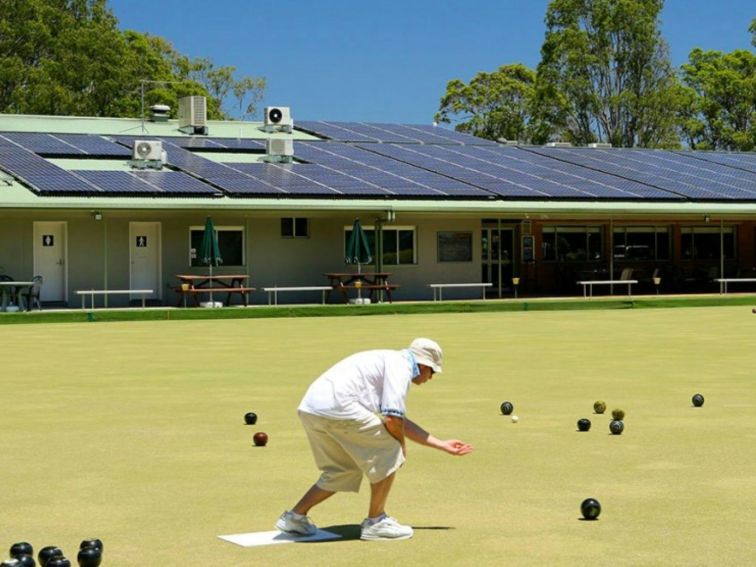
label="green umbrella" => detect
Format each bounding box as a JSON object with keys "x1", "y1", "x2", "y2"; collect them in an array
[
  {"x1": 199, "y1": 216, "x2": 223, "y2": 305},
  {"x1": 345, "y1": 218, "x2": 372, "y2": 302}
]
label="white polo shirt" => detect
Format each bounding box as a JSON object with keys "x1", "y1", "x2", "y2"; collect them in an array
[{"x1": 298, "y1": 349, "x2": 417, "y2": 421}]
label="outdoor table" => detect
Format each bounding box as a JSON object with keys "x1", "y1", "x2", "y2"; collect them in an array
[
  {"x1": 324, "y1": 272, "x2": 396, "y2": 303},
  {"x1": 174, "y1": 274, "x2": 254, "y2": 307},
  {"x1": 0, "y1": 281, "x2": 35, "y2": 312}
]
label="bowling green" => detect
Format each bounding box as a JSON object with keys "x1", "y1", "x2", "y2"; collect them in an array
[{"x1": 1, "y1": 305, "x2": 754, "y2": 565}]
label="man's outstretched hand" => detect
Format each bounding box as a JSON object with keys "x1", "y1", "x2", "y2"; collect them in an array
[{"x1": 440, "y1": 439, "x2": 473, "y2": 455}]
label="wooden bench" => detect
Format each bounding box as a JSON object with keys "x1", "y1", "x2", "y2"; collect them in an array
[
  {"x1": 331, "y1": 283, "x2": 399, "y2": 303},
  {"x1": 76, "y1": 289, "x2": 154, "y2": 309},
  {"x1": 263, "y1": 286, "x2": 332, "y2": 305},
  {"x1": 714, "y1": 278, "x2": 756, "y2": 294},
  {"x1": 429, "y1": 283, "x2": 492, "y2": 301},
  {"x1": 576, "y1": 280, "x2": 638, "y2": 298},
  {"x1": 174, "y1": 286, "x2": 256, "y2": 307}
]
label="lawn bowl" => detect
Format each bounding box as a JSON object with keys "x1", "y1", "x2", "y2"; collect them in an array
[
  {"x1": 609, "y1": 420, "x2": 624, "y2": 435},
  {"x1": 77, "y1": 546, "x2": 102, "y2": 567},
  {"x1": 580, "y1": 498, "x2": 601, "y2": 520},
  {"x1": 78, "y1": 540, "x2": 102, "y2": 552},
  {"x1": 593, "y1": 400, "x2": 606, "y2": 414},
  {"x1": 244, "y1": 412, "x2": 258, "y2": 425},
  {"x1": 253, "y1": 432, "x2": 269, "y2": 447},
  {"x1": 500, "y1": 401, "x2": 514, "y2": 415},
  {"x1": 577, "y1": 418, "x2": 591, "y2": 432},
  {"x1": 38, "y1": 547, "x2": 63, "y2": 567},
  {"x1": 15, "y1": 556, "x2": 35, "y2": 567},
  {"x1": 692, "y1": 393, "x2": 705, "y2": 407},
  {"x1": 10, "y1": 543, "x2": 33, "y2": 558}
]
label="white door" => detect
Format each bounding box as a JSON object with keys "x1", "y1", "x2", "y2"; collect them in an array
[
  {"x1": 129, "y1": 222, "x2": 161, "y2": 300},
  {"x1": 33, "y1": 221, "x2": 67, "y2": 302}
]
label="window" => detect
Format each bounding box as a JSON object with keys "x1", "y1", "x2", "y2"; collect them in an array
[
  {"x1": 281, "y1": 217, "x2": 309, "y2": 238},
  {"x1": 613, "y1": 226, "x2": 670, "y2": 261},
  {"x1": 542, "y1": 226, "x2": 603, "y2": 262},
  {"x1": 189, "y1": 226, "x2": 244, "y2": 267},
  {"x1": 681, "y1": 226, "x2": 736, "y2": 260},
  {"x1": 344, "y1": 226, "x2": 416, "y2": 265},
  {"x1": 437, "y1": 231, "x2": 473, "y2": 262}
]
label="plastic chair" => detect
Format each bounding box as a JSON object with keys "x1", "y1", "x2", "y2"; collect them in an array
[
  {"x1": 619, "y1": 267, "x2": 634, "y2": 280},
  {"x1": 23, "y1": 275, "x2": 43, "y2": 311}
]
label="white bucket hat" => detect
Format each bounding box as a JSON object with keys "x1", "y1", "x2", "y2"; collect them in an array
[{"x1": 408, "y1": 338, "x2": 443, "y2": 373}]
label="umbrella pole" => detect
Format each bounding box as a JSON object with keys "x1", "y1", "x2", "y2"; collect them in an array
[
  {"x1": 357, "y1": 263, "x2": 362, "y2": 302},
  {"x1": 209, "y1": 264, "x2": 214, "y2": 306}
]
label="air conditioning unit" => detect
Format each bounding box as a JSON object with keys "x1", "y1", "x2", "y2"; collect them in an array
[
  {"x1": 179, "y1": 96, "x2": 208, "y2": 134},
  {"x1": 588, "y1": 142, "x2": 612, "y2": 149},
  {"x1": 263, "y1": 138, "x2": 294, "y2": 163},
  {"x1": 263, "y1": 106, "x2": 293, "y2": 133},
  {"x1": 132, "y1": 140, "x2": 163, "y2": 161},
  {"x1": 546, "y1": 141, "x2": 572, "y2": 148}
]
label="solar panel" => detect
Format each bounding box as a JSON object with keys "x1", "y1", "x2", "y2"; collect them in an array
[
  {"x1": 1, "y1": 132, "x2": 86, "y2": 155},
  {"x1": 525, "y1": 147, "x2": 756, "y2": 200},
  {"x1": 674, "y1": 151, "x2": 756, "y2": 175},
  {"x1": 293, "y1": 142, "x2": 492, "y2": 197},
  {"x1": 164, "y1": 137, "x2": 265, "y2": 150},
  {"x1": 130, "y1": 171, "x2": 220, "y2": 195},
  {"x1": 57, "y1": 134, "x2": 133, "y2": 156},
  {"x1": 0, "y1": 145, "x2": 101, "y2": 195},
  {"x1": 297, "y1": 121, "x2": 497, "y2": 146}
]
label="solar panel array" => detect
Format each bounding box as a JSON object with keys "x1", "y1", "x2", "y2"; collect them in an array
[
  {"x1": 1, "y1": 128, "x2": 754, "y2": 200},
  {"x1": 296, "y1": 121, "x2": 498, "y2": 145}
]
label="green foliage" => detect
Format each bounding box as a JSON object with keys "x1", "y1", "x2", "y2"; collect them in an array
[
  {"x1": 680, "y1": 47, "x2": 756, "y2": 151},
  {"x1": 435, "y1": 64, "x2": 546, "y2": 143},
  {"x1": 535, "y1": 0, "x2": 680, "y2": 148},
  {"x1": 0, "y1": 0, "x2": 265, "y2": 119}
]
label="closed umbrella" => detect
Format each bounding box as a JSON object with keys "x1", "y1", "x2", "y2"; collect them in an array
[
  {"x1": 345, "y1": 218, "x2": 372, "y2": 303},
  {"x1": 199, "y1": 216, "x2": 223, "y2": 306}
]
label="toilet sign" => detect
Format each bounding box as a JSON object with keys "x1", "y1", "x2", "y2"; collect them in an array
[
  {"x1": 136, "y1": 235, "x2": 147, "y2": 247},
  {"x1": 42, "y1": 234, "x2": 54, "y2": 246}
]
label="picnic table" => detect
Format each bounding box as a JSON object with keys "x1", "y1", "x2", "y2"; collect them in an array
[
  {"x1": 324, "y1": 272, "x2": 398, "y2": 303},
  {"x1": 174, "y1": 274, "x2": 255, "y2": 307}
]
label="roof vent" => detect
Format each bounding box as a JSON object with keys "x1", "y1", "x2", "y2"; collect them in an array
[
  {"x1": 262, "y1": 106, "x2": 293, "y2": 133},
  {"x1": 497, "y1": 138, "x2": 519, "y2": 146},
  {"x1": 178, "y1": 96, "x2": 208, "y2": 135},
  {"x1": 588, "y1": 142, "x2": 612, "y2": 149},
  {"x1": 150, "y1": 104, "x2": 171, "y2": 122},
  {"x1": 545, "y1": 142, "x2": 572, "y2": 148},
  {"x1": 262, "y1": 138, "x2": 294, "y2": 163}
]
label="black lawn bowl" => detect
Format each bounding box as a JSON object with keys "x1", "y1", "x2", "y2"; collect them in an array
[
  {"x1": 78, "y1": 541, "x2": 102, "y2": 553},
  {"x1": 10, "y1": 543, "x2": 33, "y2": 558},
  {"x1": 244, "y1": 412, "x2": 258, "y2": 425},
  {"x1": 577, "y1": 418, "x2": 591, "y2": 432},
  {"x1": 580, "y1": 498, "x2": 601, "y2": 520},
  {"x1": 38, "y1": 547, "x2": 63, "y2": 567},
  {"x1": 46, "y1": 558, "x2": 70, "y2": 567},
  {"x1": 15, "y1": 556, "x2": 35, "y2": 567},
  {"x1": 76, "y1": 547, "x2": 102, "y2": 567},
  {"x1": 500, "y1": 401, "x2": 514, "y2": 416},
  {"x1": 609, "y1": 420, "x2": 625, "y2": 435},
  {"x1": 692, "y1": 393, "x2": 705, "y2": 407}
]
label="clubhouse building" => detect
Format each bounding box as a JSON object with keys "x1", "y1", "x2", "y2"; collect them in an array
[{"x1": 1, "y1": 101, "x2": 755, "y2": 307}]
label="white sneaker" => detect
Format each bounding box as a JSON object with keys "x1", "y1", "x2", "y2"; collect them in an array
[
  {"x1": 360, "y1": 515, "x2": 414, "y2": 541},
  {"x1": 275, "y1": 510, "x2": 318, "y2": 536}
]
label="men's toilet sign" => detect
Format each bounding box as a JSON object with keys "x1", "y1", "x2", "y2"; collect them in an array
[
  {"x1": 136, "y1": 235, "x2": 147, "y2": 247},
  {"x1": 42, "y1": 234, "x2": 54, "y2": 246}
]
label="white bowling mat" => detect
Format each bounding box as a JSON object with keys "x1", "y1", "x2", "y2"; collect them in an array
[{"x1": 218, "y1": 529, "x2": 342, "y2": 547}]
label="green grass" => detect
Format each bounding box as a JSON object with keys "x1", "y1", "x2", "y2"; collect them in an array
[
  {"x1": 1, "y1": 293, "x2": 755, "y2": 325},
  {"x1": 1, "y1": 307, "x2": 755, "y2": 565}
]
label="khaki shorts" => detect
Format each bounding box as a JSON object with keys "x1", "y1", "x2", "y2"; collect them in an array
[{"x1": 298, "y1": 410, "x2": 405, "y2": 493}]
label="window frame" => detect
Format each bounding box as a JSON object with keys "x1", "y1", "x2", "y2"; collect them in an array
[
  {"x1": 541, "y1": 225, "x2": 604, "y2": 263},
  {"x1": 281, "y1": 217, "x2": 310, "y2": 239},
  {"x1": 343, "y1": 225, "x2": 417, "y2": 266},
  {"x1": 189, "y1": 225, "x2": 245, "y2": 267}
]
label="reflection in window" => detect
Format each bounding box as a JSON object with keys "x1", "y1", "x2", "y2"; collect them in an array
[
  {"x1": 344, "y1": 226, "x2": 416, "y2": 265},
  {"x1": 190, "y1": 226, "x2": 244, "y2": 267},
  {"x1": 681, "y1": 226, "x2": 736, "y2": 260},
  {"x1": 542, "y1": 226, "x2": 603, "y2": 262},
  {"x1": 613, "y1": 226, "x2": 670, "y2": 261}
]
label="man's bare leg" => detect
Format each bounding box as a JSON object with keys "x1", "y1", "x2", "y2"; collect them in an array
[
  {"x1": 292, "y1": 484, "x2": 335, "y2": 515},
  {"x1": 368, "y1": 472, "x2": 395, "y2": 518}
]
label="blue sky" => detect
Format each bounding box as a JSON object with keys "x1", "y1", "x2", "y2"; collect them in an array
[{"x1": 108, "y1": 0, "x2": 754, "y2": 124}]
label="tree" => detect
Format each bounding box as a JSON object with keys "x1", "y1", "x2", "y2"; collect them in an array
[
  {"x1": 535, "y1": 0, "x2": 681, "y2": 148},
  {"x1": 233, "y1": 76, "x2": 267, "y2": 121},
  {"x1": 0, "y1": 0, "x2": 265, "y2": 120},
  {"x1": 435, "y1": 64, "x2": 545, "y2": 143},
  {"x1": 680, "y1": 47, "x2": 756, "y2": 151}
]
